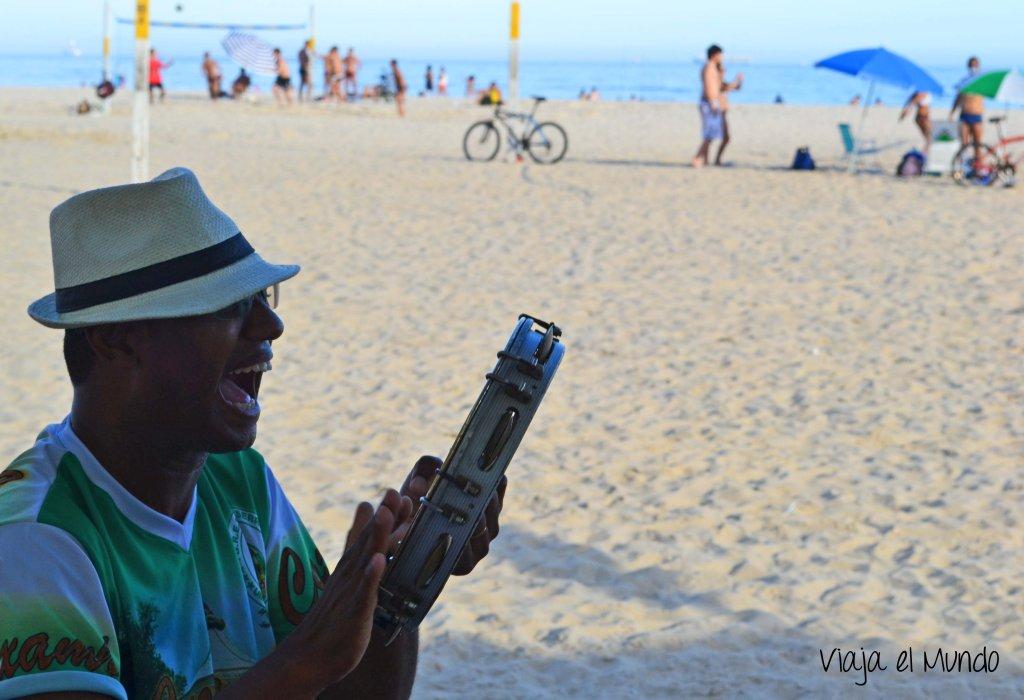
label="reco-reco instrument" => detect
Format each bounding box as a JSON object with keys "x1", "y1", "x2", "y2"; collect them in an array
[{"x1": 374, "y1": 315, "x2": 564, "y2": 643}]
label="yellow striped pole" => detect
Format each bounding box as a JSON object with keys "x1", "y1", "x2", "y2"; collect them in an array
[
  {"x1": 509, "y1": 2, "x2": 520, "y2": 101},
  {"x1": 131, "y1": 0, "x2": 150, "y2": 182},
  {"x1": 102, "y1": 1, "x2": 111, "y2": 81}
]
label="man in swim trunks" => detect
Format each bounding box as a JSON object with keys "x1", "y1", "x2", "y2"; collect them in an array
[
  {"x1": 950, "y1": 56, "x2": 984, "y2": 166},
  {"x1": 343, "y1": 47, "x2": 361, "y2": 100},
  {"x1": 324, "y1": 46, "x2": 344, "y2": 102},
  {"x1": 272, "y1": 48, "x2": 294, "y2": 105},
  {"x1": 0, "y1": 167, "x2": 505, "y2": 698},
  {"x1": 391, "y1": 59, "x2": 407, "y2": 117},
  {"x1": 298, "y1": 39, "x2": 316, "y2": 102},
  {"x1": 202, "y1": 52, "x2": 223, "y2": 100},
  {"x1": 692, "y1": 44, "x2": 724, "y2": 168},
  {"x1": 713, "y1": 60, "x2": 743, "y2": 166}
]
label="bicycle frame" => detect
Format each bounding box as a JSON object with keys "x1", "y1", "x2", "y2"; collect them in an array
[{"x1": 490, "y1": 100, "x2": 544, "y2": 154}]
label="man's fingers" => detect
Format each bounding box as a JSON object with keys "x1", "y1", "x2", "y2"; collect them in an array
[
  {"x1": 401, "y1": 455, "x2": 441, "y2": 501},
  {"x1": 344, "y1": 501, "x2": 375, "y2": 554},
  {"x1": 353, "y1": 552, "x2": 386, "y2": 618}
]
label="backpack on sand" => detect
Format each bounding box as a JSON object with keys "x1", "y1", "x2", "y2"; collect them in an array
[
  {"x1": 896, "y1": 150, "x2": 925, "y2": 177},
  {"x1": 792, "y1": 147, "x2": 815, "y2": 170}
]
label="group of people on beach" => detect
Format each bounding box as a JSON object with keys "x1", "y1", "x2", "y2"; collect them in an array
[
  {"x1": 691, "y1": 45, "x2": 988, "y2": 170},
  {"x1": 152, "y1": 40, "x2": 500, "y2": 119},
  {"x1": 899, "y1": 55, "x2": 985, "y2": 160}
]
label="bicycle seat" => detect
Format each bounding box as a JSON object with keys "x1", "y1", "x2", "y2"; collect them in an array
[
  {"x1": 988, "y1": 116, "x2": 1006, "y2": 124},
  {"x1": 531, "y1": 95, "x2": 547, "y2": 102}
]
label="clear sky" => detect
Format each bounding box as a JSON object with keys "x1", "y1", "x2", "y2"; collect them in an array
[{"x1": 1, "y1": 0, "x2": 1020, "y2": 66}]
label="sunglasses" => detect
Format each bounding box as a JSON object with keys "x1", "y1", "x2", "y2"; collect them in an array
[{"x1": 210, "y1": 283, "x2": 280, "y2": 321}]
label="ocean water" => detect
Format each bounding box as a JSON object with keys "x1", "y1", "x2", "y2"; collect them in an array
[{"x1": 0, "y1": 53, "x2": 970, "y2": 106}]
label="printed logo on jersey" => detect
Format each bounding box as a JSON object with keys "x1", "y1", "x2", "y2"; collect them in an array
[{"x1": 228, "y1": 509, "x2": 269, "y2": 620}]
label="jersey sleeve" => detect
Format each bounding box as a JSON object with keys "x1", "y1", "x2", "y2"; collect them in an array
[
  {"x1": 261, "y1": 467, "x2": 330, "y2": 644},
  {"x1": 0, "y1": 522, "x2": 127, "y2": 700}
]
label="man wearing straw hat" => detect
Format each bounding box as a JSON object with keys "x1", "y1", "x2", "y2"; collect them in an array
[{"x1": 0, "y1": 168, "x2": 504, "y2": 698}]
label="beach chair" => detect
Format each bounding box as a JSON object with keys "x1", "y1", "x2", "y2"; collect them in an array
[
  {"x1": 838, "y1": 122, "x2": 880, "y2": 171},
  {"x1": 837, "y1": 123, "x2": 910, "y2": 173}
]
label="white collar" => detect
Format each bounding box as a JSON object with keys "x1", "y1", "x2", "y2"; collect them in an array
[{"x1": 55, "y1": 415, "x2": 198, "y2": 550}]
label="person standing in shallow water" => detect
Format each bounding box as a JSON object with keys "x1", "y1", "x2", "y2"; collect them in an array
[{"x1": 424, "y1": 65, "x2": 434, "y2": 93}]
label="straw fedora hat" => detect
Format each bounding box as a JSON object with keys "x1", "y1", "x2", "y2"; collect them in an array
[{"x1": 28, "y1": 167, "x2": 299, "y2": 329}]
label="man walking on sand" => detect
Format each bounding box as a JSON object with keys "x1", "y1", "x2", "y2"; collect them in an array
[
  {"x1": 692, "y1": 44, "x2": 725, "y2": 168},
  {"x1": 950, "y1": 56, "x2": 984, "y2": 168},
  {"x1": 272, "y1": 48, "x2": 293, "y2": 105}
]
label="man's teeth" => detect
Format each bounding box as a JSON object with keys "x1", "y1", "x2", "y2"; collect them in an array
[{"x1": 229, "y1": 361, "x2": 272, "y2": 375}]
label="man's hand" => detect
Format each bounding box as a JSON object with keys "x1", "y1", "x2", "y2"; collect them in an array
[
  {"x1": 276, "y1": 490, "x2": 411, "y2": 692},
  {"x1": 399, "y1": 455, "x2": 507, "y2": 575}
]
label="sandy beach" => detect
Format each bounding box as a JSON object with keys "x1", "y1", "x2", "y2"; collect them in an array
[{"x1": 1, "y1": 88, "x2": 1022, "y2": 697}]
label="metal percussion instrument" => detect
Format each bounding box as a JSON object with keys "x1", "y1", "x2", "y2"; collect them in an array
[{"x1": 374, "y1": 314, "x2": 565, "y2": 644}]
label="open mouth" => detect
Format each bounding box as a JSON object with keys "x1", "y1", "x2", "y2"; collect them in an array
[{"x1": 219, "y1": 360, "x2": 271, "y2": 416}]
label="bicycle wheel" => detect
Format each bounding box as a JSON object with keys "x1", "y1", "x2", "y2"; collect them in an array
[
  {"x1": 463, "y1": 121, "x2": 500, "y2": 162},
  {"x1": 526, "y1": 121, "x2": 568, "y2": 164},
  {"x1": 951, "y1": 143, "x2": 999, "y2": 186}
]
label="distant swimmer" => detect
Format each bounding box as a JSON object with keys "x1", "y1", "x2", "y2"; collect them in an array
[{"x1": 272, "y1": 48, "x2": 293, "y2": 105}]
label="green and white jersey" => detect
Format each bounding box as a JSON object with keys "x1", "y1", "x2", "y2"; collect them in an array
[{"x1": 0, "y1": 417, "x2": 330, "y2": 699}]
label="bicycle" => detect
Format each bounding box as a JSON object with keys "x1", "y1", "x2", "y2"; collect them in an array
[
  {"x1": 951, "y1": 116, "x2": 1023, "y2": 186},
  {"x1": 462, "y1": 96, "x2": 568, "y2": 164}
]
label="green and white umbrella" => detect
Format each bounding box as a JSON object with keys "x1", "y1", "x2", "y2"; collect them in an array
[{"x1": 961, "y1": 69, "x2": 1024, "y2": 103}]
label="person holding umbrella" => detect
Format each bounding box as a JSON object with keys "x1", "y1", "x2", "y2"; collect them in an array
[{"x1": 950, "y1": 56, "x2": 984, "y2": 166}]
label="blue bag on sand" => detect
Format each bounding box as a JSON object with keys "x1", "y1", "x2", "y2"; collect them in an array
[
  {"x1": 896, "y1": 150, "x2": 925, "y2": 177},
  {"x1": 792, "y1": 147, "x2": 815, "y2": 170}
]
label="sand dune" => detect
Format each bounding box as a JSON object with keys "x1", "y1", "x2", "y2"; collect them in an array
[{"x1": 1, "y1": 88, "x2": 1021, "y2": 697}]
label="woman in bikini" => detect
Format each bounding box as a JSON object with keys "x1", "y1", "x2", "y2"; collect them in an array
[{"x1": 899, "y1": 91, "x2": 932, "y2": 152}]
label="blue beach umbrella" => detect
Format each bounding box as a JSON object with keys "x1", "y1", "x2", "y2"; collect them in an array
[
  {"x1": 815, "y1": 47, "x2": 944, "y2": 169},
  {"x1": 815, "y1": 47, "x2": 944, "y2": 96}
]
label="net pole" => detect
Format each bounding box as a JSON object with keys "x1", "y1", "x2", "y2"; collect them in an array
[
  {"x1": 509, "y1": 2, "x2": 520, "y2": 101},
  {"x1": 309, "y1": 5, "x2": 316, "y2": 50},
  {"x1": 102, "y1": 2, "x2": 112, "y2": 81},
  {"x1": 131, "y1": 0, "x2": 150, "y2": 183}
]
